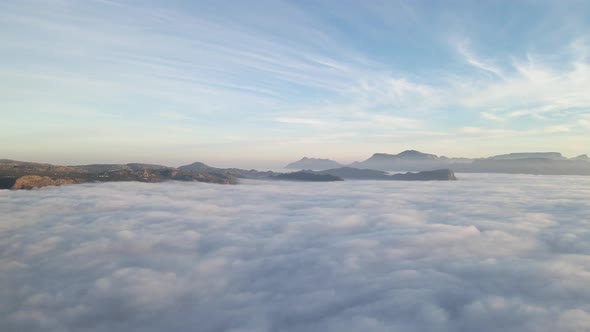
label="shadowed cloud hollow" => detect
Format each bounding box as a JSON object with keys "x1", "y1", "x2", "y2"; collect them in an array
[{"x1": 1, "y1": 175, "x2": 590, "y2": 331}]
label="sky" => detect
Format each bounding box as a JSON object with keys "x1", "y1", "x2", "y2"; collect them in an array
[
  {"x1": 2, "y1": 174, "x2": 590, "y2": 331},
  {"x1": 2, "y1": 0, "x2": 590, "y2": 167}
]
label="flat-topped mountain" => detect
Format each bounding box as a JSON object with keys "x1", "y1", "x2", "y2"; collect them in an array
[
  {"x1": 285, "y1": 157, "x2": 342, "y2": 170},
  {"x1": 487, "y1": 152, "x2": 566, "y2": 160},
  {"x1": 360, "y1": 150, "x2": 439, "y2": 162},
  {"x1": 571, "y1": 154, "x2": 590, "y2": 161},
  {"x1": 452, "y1": 158, "x2": 590, "y2": 175},
  {"x1": 350, "y1": 150, "x2": 457, "y2": 171}
]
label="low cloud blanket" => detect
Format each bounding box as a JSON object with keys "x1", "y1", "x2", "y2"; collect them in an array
[{"x1": 1, "y1": 174, "x2": 590, "y2": 331}]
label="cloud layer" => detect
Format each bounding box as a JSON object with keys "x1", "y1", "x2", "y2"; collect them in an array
[{"x1": 1, "y1": 175, "x2": 590, "y2": 331}]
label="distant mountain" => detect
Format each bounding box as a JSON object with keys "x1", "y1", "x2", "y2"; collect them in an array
[
  {"x1": 275, "y1": 171, "x2": 343, "y2": 182},
  {"x1": 318, "y1": 167, "x2": 457, "y2": 181},
  {"x1": 487, "y1": 152, "x2": 566, "y2": 160},
  {"x1": 389, "y1": 169, "x2": 457, "y2": 181},
  {"x1": 178, "y1": 162, "x2": 279, "y2": 180},
  {"x1": 178, "y1": 162, "x2": 213, "y2": 172},
  {"x1": 285, "y1": 157, "x2": 342, "y2": 170},
  {"x1": 391, "y1": 150, "x2": 439, "y2": 160},
  {"x1": 180, "y1": 161, "x2": 352, "y2": 182},
  {"x1": 451, "y1": 158, "x2": 590, "y2": 175},
  {"x1": 6, "y1": 149, "x2": 590, "y2": 189},
  {"x1": 178, "y1": 162, "x2": 458, "y2": 182},
  {"x1": 343, "y1": 149, "x2": 590, "y2": 174},
  {"x1": 179, "y1": 162, "x2": 345, "y2": 181},
  {"x1": 318, "y1": 167, "x2": 390, "y2": 180},
  {"x1": 362, "y1": 150, "x2": 439, "y2": 162},
  {"x1": 350, "y1": 150, "x2": 458, "y2": 171}
]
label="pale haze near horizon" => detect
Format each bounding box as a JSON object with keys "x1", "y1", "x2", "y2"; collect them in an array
[{"x1": 2, "y1": 1, "x2": 590, "y2": 168}]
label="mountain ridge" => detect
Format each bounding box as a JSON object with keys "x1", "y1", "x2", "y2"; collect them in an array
[
  {"x1": 487, "y1": 152, "x2": 566, "y2": 160},
  {"x1": 285, "y1": 157, "x2": 342, "y2": 170},
  {"x1": 292, "y1": 150, "x2": 590, "y2": 175},
  {"x1": 317, "y1": 167, "x2": 457, "y2": 181},
  {"x1": 0, "y1": 159, "x2": 237, "y2": 189},
  {"x1": 285, "y1": 149, "x2": 590, "y2": 174},
  {"x1": 571, "y1": 154, "x2": 590, "y2": 161}
]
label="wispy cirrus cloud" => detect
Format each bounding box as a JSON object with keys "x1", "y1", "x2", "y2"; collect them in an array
[
  {"x1": 1, "y1": 1, "x2": 590, "y2": 163},
  {"x1": 456, "y1": 41, "x2": 505, "y2": 78},
  {"x1": 462, "y1": 124, "x2": 571, "y2": 137},
  {"x1": 458, "y1": 43, "x2": 590, "y2": 121}
]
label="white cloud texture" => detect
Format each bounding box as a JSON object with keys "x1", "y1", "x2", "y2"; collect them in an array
[{"x1": 1, "y1": 175, "x2": 590, "y2": 331}]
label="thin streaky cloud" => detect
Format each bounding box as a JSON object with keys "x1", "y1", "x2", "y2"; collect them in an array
[{"x1": 1, "y1": 1, "x2": 590, "y2": 163}]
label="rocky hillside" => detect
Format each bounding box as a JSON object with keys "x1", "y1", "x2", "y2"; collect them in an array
[
  {"x1": 11, "y1": 176, "x2": 78, "y2": 189},
  {"x1": 0, "y1": 160, "x2": 236, "y2": 189}
]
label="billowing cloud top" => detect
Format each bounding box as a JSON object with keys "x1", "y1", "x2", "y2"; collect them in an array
[{"x1": 1, "y1": 175, "x2": 590, "y2": 331}]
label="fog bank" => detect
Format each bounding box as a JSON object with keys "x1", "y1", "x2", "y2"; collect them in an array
[{"x1": 1, "y1": 174, "x2": 590, "y2": 331}]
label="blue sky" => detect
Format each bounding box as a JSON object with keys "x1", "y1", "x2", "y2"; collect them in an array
[{"x1": 2, "y1": 0, "x2": 590, "y2": 167}]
